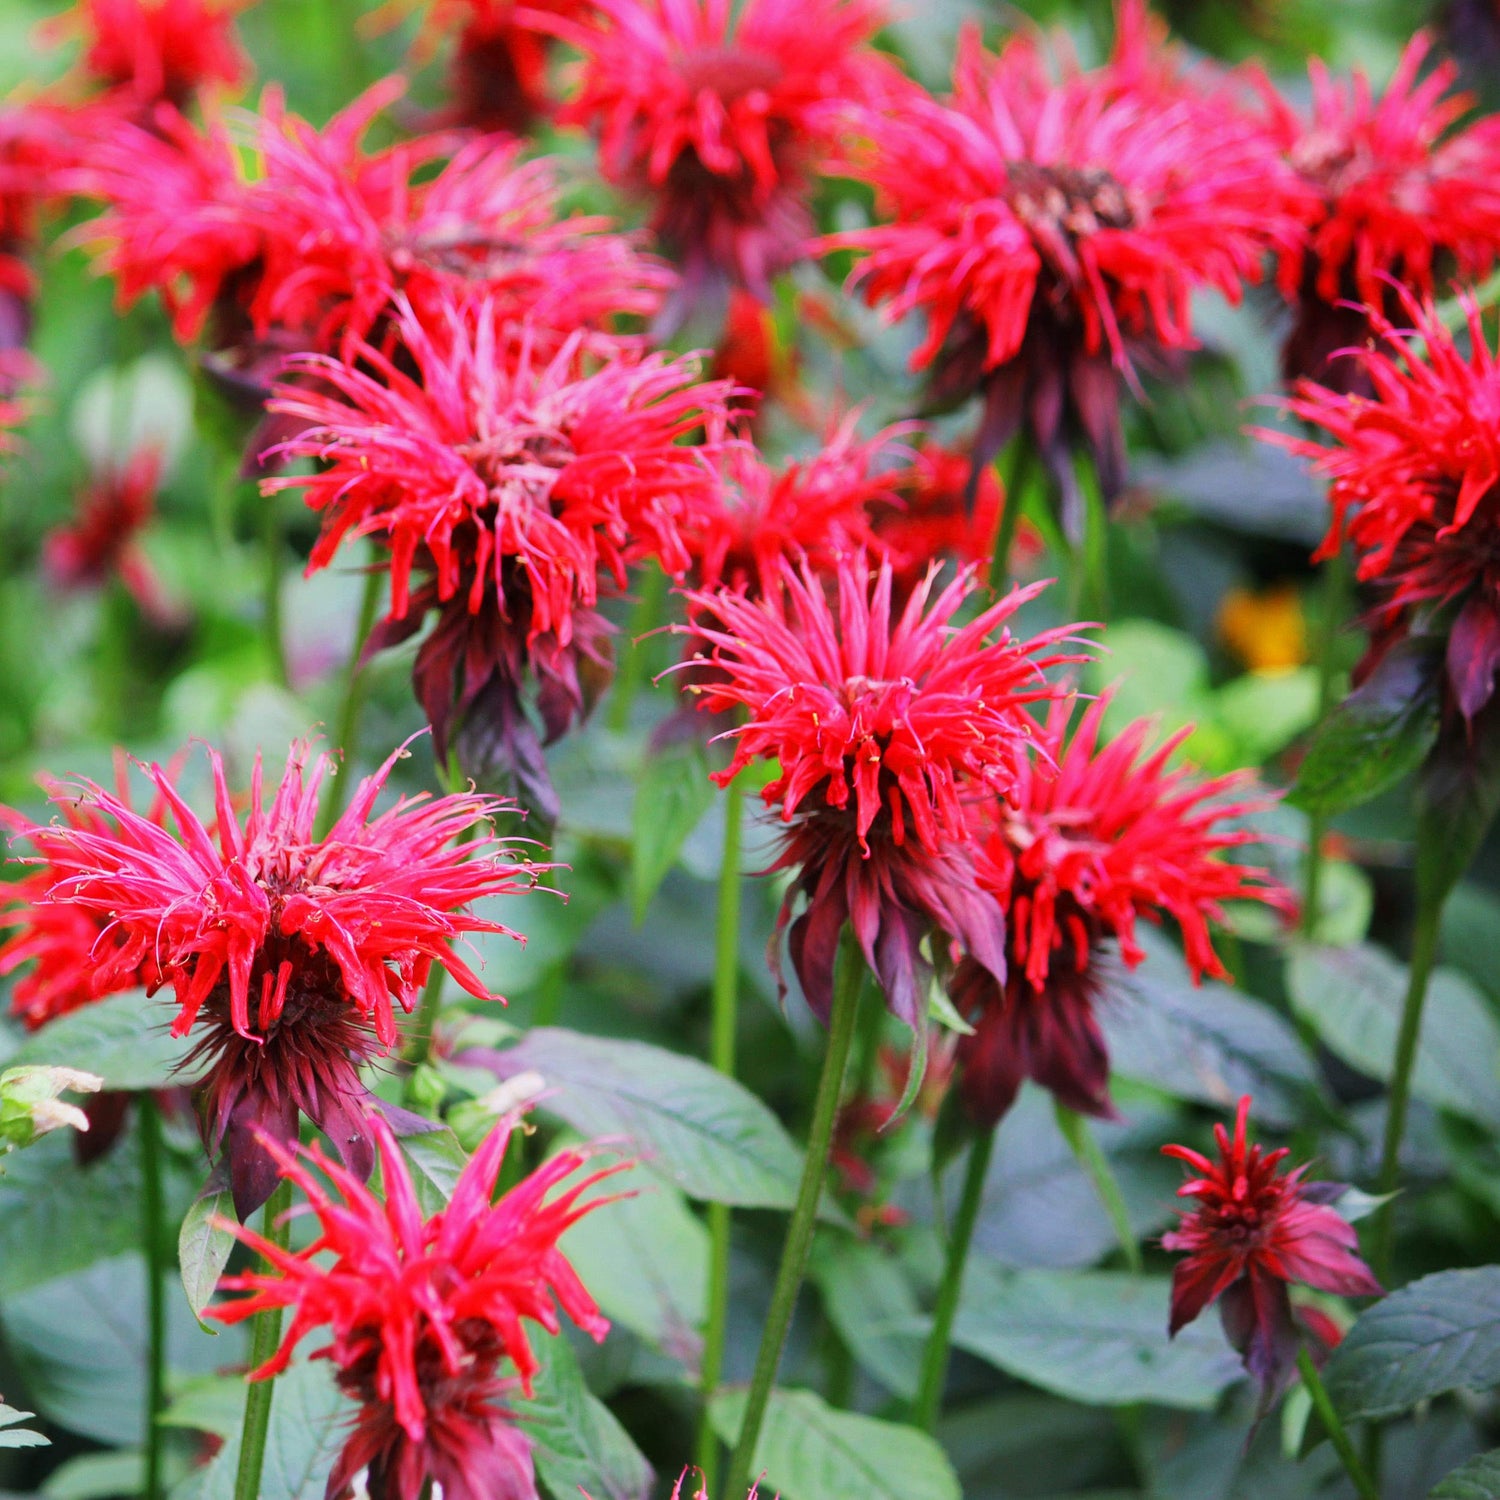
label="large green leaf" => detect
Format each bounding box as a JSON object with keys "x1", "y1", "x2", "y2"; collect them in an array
[
  {"x1": 1103, "y1": 931, "x2": 1317, "y2": 1126},
  {"x1": 8, "y1": 990, "x2": 194, "y2": 1091},
  {"x1": 170, "y1": 1358, "x2": 348, "y2": 1500},
  {"x1": 464, "y1": 1029, "x2": 805, "y2": 1208},
  {"x1": 631, "y1": 744, "x2": 716, "y2": 922},
  {"x1": 710, "y1": 1386, "x2": 960, "y2": 1500},
  {"x1": 809, "y1": 1237, "x2": 925, "y2": 1401},
  {"x1": 1287, "y1": 945, "x2": 1500, "y2": 1128},
  {"x1": 1289, "y1": 638, "x2": 1441, "y2": 816},
  {"x1": 1325, "y1": 1267, "x2": 1500, "y2": 1422},
  {"x1": 559, "y1": 1161, "x2": 707, "y2": 1372},
  {"x1": 952, "y1": 1262, "x2": 1242, "y2": 1410},
  {"x1": 1433, "y1": 1451, "x2": 1500, "y2": 1499},
  {"x1": 521, "y1": 1331, "x2": 653, "y2": 1500}
]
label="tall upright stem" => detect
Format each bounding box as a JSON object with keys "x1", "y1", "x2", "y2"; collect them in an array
[
  {"x1": 1298, "y1": 1348, "x2": 1380, "y2": 1500},
  {"x1": 697, "y1": 776, "x2": 745, "y2": 1493},
  {"x1": 1302, "y1": 550, "x2": 1350, "y2": 938},
  {"x1": 261, "y1": 491, "x2": 288, "y2": 688},
  {"x1": 139, "y1": 1096, "x2": 168, "y2": 1500},
  {"x1": 315, "y1": 567, "x2": 384, "y2": 839},
  {"x1": 721, "y1": 929, "x2": 864, "y2": 1500},
  {"x1": 912, "y1": 1124, "x2": 995, "y2": 1432},
  {"x1": 1370, "y1": 891, "x2": 1444, "y2": 1281},
  {"x1": 233, "y1": 1180, "x2": 293, "y2": 1500}
]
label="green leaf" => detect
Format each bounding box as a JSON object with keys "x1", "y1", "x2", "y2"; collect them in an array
[
  {"x1": 1213, "y1": 667, "x2": 1321, "y2": 764},
  {"x1": 710, "y1": 1386, "x2": 960, "y2": 1500},
  {"x1": 179, "y1": 1187, "x2": 235, "y2": 1328},
  {"x1": 170, "y1": 1358, "x2": 348, "y2": 1500},
  {"x1": 521, "y1": 1331, "x2": 653, "y2": 1500},
  {"x1": 809, "y1": 1237, "x2": 925, "y2": 1401},
  {"x1": 42, "y1": 1451, "x2": 142, "y2": 1499},
  {"x1": 1289, "y1": 638, "x2": 1441, "y2": 816},
  {"x1": 396, "y1": 1127, "x2": 472, "y2": 1214},
  {"x1": 1088, "y1": 620, "x2": 1210, "y2": 729},
  {"x1": 158, "y1": 1376, "x2": 245, "y2": 1440},
  {"x1": 0, "y1": 1064, "x2": 102, "y2": 1152},
  {"x1": 0, "y1": 1402, "x2": 47, "y2": 1450},
  {"x1": 8, "y1": 990, "x2": 194, "y2": 1092},
  {"x1": 952, "y1": 1261, "x2": 1242, "y2": 1410},
  {"x1": 1287, "y1": 945, "x2": 1500, "y2": 1128},
  {"x1": 1103, "y1": 931, "x2": 1318, "y2": 1127},
  {"x1": 1325, "y1": 1267, "x2": 1500, "y2": 1422},
  {"x1": 1432, "y1": 1450, "x2": 1500, "y2": 1498},
  {"x1": 559, "y1": 1160, "x2": 706, "y2": 1371},
  {"x1": 1416, "y1": 698, "x2": 1500, "y2": 908},
  {"x1": 631, "y1": 745, "x2": 716, "y2": 922},
  {"x1": 466, "y1": 1029, "x2": 805, "y2": 1208}
]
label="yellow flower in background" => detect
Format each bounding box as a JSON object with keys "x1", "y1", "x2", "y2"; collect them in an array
[{"x1": 1218, "y1": 584, "x2": 1308, "y2": 672}]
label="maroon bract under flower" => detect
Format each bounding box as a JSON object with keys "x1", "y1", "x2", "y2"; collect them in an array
[
  {"x1": 681, "y1": 552, "x2": 1082, "y2": 1032},
  {"x1": 950, "y1": 695, "x2": 1289, "y2": 1127},
  {"x1": 829, "y1": 11, "x2": 1304, "y2": 525},
  {"x1": 265, "y1": 294, "x2": 734, "y2": 819},
  {"x1": 26, "y1": 737, "x2": 540, "y2": 1217},
  {"x1": 1273, "y1": 291, "x2": 1500, "y2": 723},
  {"x1": 1163, "y1": 1096, "x2": 1381, "y2": 1409},
  {"x1": 211, "y1": 1112, "x2": 619, "y2": 1500},
  {"x1": 1260, "y1": 33, "x2": 1500, "y2": 389},
  {"x1": 553, "y1": 0, "x2": 890, "y2": 322}
]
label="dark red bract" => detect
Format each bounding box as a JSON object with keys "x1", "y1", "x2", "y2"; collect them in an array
[
  {"x1": 211, "y1": 1112, "x2": 619, "y2": 1500},
  {"x1": 1163, "y1": 1096, "x2": 1381, "y2": 1408}
]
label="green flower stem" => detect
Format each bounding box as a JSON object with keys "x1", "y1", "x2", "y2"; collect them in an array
[
  {"x1": 1297, "y1": 1347, "x2": 1379, "y2": 1500},
  {"x1": 697, "y1": 775, "x2": 745, "y2": 1493},
  {"x1": 988, "y1": 439, "x2": 1035, "y2": 591},
  {"x1": 1302, "y1": 550, "x2": 1351, "y2": 939},
  {"x1": 233, "y1": 1180, "x2": 294, "y2": 1500},
  {"x1": 721, "y1": 928, "x2": 864, "y2": 1500},
  {"x1": 1054, "y1": 1103, "x2": 1141, "y2": 1273},
  {"x1": 314, "y1": 567, "x2": 384, "y2": 840},
  {"x1": 139, "y1": 1095, "x2": 168, "y2": 1500},
  {"x1": 261, "y1": 490, "x2": 289, "y2": 688},
  {"x1": 1370, "y1": 888, "x2": 1444, "y2": 1282},
  {"x1": 609, "y1": 564, "x2": 669, "y2": 733},
  {"x1": 911, "y1": 1123, "x2": 995, "y2": 1433}
]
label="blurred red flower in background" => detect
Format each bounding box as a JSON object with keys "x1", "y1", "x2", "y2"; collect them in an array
[
  {"x1": 682, "y1": 552, "x2": 1081, "y2": 1032},
  {"x1": 212, "y1": 1112, "x2": 620, "y2": 1500},
  {"x1": 950, "y1": 695, "x2": 1288, "y2": 1126},
  {"x1": 1261, "y1": 33, "x2": 1500, "y2": 389},
  {"x1": 21, "y1": 738, "x2": 540, "y2": 1217},
  {"x1": 1163, "y1": 1096, "x2": 1380, "y2": 1408},
  {"x1": 554, "y1": 0, "x2": 891, "y2": 323}
]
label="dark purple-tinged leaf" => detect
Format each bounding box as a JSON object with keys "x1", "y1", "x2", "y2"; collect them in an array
[{"x1": 1416, "y1": 695, "x2": 1500, "y2": 909}]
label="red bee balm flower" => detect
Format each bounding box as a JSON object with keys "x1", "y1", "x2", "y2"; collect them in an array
[
  {"x1": 1163, "y1": 1097, "x2": 1381, "y2": 1407},
  {"x1": 1263, "y1": 33, "x2": 1500, "y2": 388},
  {"x1": 554, "y1": 0, "x2": 890, "y2": 318},
  {"x1": 211, "y1": 1112, "x2": 619, "y2": 1500},
  {"x1": 267, "y1": 294, "x2": 734, "y2": 819},
  {"x1": 950, "y1": 696, "x2": 1288, "y2": 1126},
  {"x1": 1275, "y1": 291, "x2": 1500, "y2": 723},
  {"x1": 26, "y1": 739, "x2": 540, "y2": 1218},
  {"x1": 682, "y1": 553, "x2": 1081, "y2": 1029},
  {"x1": 829, "y1": 15, "x2": 1304, "y2": 519}
]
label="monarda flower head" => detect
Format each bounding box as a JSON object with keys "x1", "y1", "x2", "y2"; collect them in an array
[
  {"x1": 950, "y1": 695, "x2": 1289, "y2": 1127},
  {"x1": 552, "y1": 0, "x2": 891, "y2": 323},
  {"x1": 26, "y1": 738, "x2": 540, "y2": 1218},
  {"x1": 1163, "y1": 1096, "x2": 1381, "y2": 1410},
  {"x1": 211, "y1": 1112, "x2": 619, "y2": 1500},
  {"x1": 1275, "y1": 291, "x2": 1500, "y2": 724},
  {"x1": 243, "y1": 79, "x2": 673, "y2": 358},
  {"x1": 266, "y1": 293, "x2": 735, "y2": 820},
  {"x1": 829, "y1": 11, "x2": 1304, "y2": 526},
  {"x1": 1261, "y1": 33, "x2": 1500, "y2": 389},
  {"x1": 681, "y1": 551, "x2": 1082, "y2": 1033}
]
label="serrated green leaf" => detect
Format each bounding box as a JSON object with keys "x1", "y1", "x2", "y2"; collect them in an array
[
  {"x1": 396, "y1": 1127, "x2": 472, "y2": 1214},
  {"x1": 952, "y1": 1261, "x2": 1242, "y2": 1410},
  {"x1": 1432, "y1": 1449, "x2": 1500, "y2": 1498},
  {"x1": 8, "y1": 990, "x2": 193, "y2": 1092},
  {"x1": 0, "y1": 1402, "x2": 46, "y2": 1451},
  {"x1": 1325, "y1": 1268, "x2": 1500, "y2": 1423},
  {"x1": 521, "y1": 1332, "x2": 652, "y2": 1500},
  {"x1": 631, "y1": 746, "x2": 715, "y2": 922},
  {"x1": 463, "y1": 1029, "x2": 805, "y2": 1209},
  {"x1": 710, "y1": 1386, "x2": 958, "y2": 1500},
  {"x1": 179, "y1": 1187, "x2": 235, "y2": 1327},
  {"x1": 1289, "y1": 639, "x2": 1441, "y2": 816},
  {"x1": 1287, "y1": 945, "x2": 1500, "y2": 1128}
]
